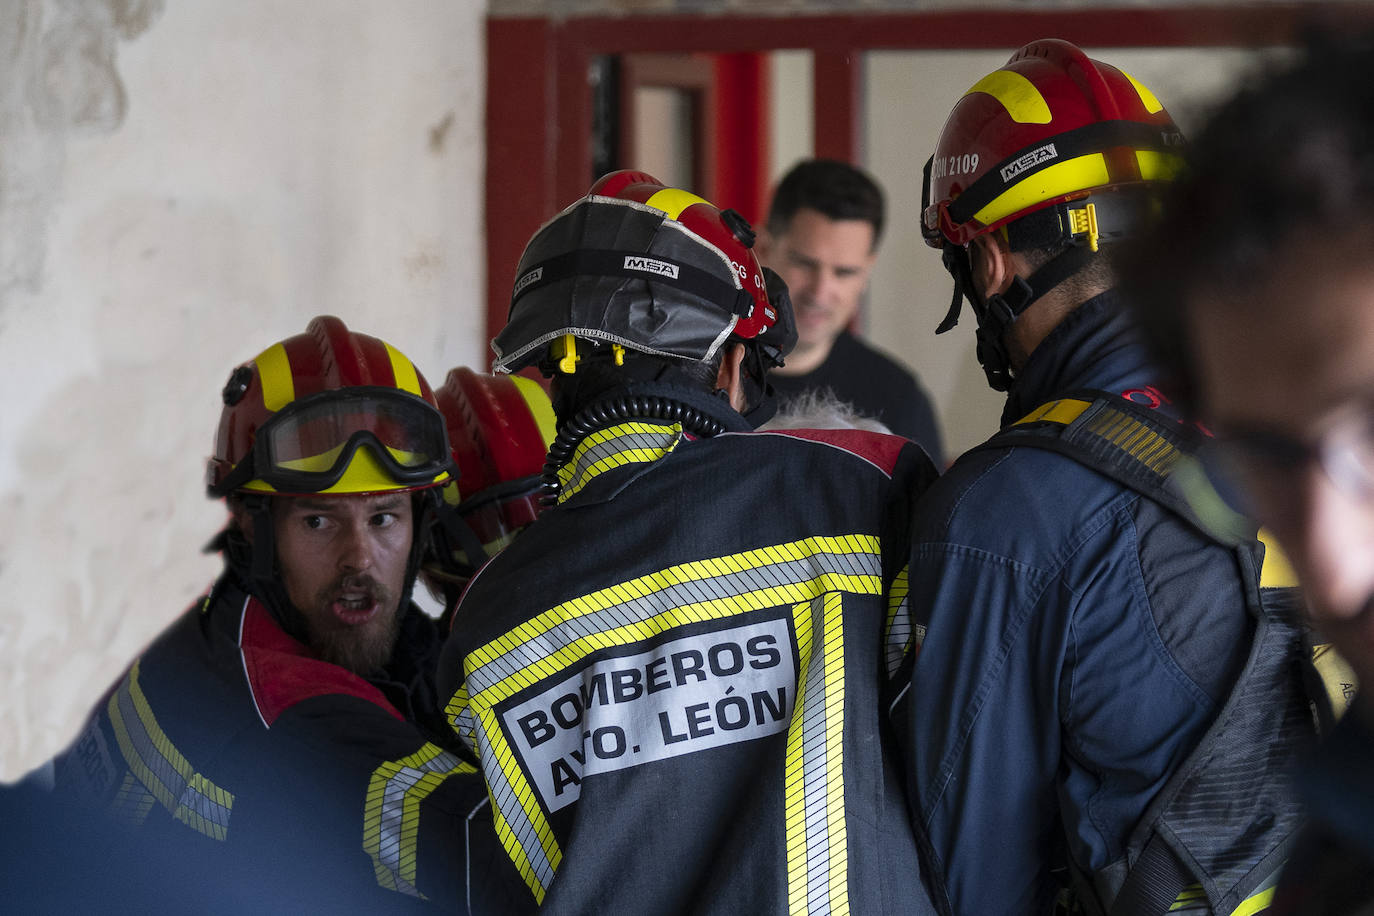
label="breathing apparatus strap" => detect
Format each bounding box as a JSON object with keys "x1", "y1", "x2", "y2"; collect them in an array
[{"x1": 938, "y1": 242, "x2": 1099, "y2": 392}]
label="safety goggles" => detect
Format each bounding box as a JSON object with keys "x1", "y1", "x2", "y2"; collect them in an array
[{"x1": 217, "y1": 387, "x2": 453, "y2": 495}]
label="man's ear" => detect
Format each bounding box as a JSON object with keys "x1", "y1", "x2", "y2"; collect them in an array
[
  {"x1": 714, "y1": 343, "x2": 748, "y2": 413},
  {"x1": 970, "y1": 232, "x2": 1014, "y2": 299}
]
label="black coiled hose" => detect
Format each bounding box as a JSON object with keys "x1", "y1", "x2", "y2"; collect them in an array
[{"x1": 541, "y1": 395, "x2": 726, "y2": 505}]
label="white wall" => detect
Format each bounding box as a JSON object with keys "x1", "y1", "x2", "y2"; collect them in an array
[
  {"x1": 864, "y1": 46, "x2": 1279, "y2": 460},
  {"x1": 0, "y1": 0, "x2": 487, "y2": 781}
]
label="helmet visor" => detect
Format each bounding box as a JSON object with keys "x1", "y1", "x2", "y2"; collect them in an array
[{"x1": 243, "y1": 387, "x2": 451, "y2": 494}]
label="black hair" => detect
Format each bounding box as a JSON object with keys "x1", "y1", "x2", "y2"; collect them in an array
[
  {"x1": 766, "y1": 158, "x2": 885, "y2": 248},
  {"x1": 1120, "y1": 29, "x2": 1374, "y2": 412}
]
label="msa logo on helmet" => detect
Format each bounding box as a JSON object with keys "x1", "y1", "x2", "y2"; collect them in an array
[
  {"x1": 624, "y1": 256, "x2": 679, "y2": 279},
  {"x1": 1000, "y1": 143, "x2": 1059, "y2": 183},
  {"x1": 514, "y1": 266, "x2": 543, "y2": 296}
]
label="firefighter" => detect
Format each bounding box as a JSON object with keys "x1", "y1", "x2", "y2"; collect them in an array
[
  {"x1": 439, "y1": 171, "x2": 940, "y2": 914},
  {"x1": 903, "y1": 39, "x2": 1311, "y2": 915},
  {"x1": 1121, "y1": 33, "x2": 1374, "y2": 915},
  {"x1": 46, "y1": 317, "x2": 531, "y2": 912}
]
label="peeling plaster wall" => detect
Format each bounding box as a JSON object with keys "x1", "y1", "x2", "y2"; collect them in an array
[{"x1": 0, "y1": 0, "x2": 487, "y2": 781}]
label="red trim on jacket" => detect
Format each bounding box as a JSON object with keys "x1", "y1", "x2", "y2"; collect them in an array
[
  {"x1": 238, "y1": 598, "x2": 404, "y2": 726},
  {"x1": 750, "y1": 428, "x2": 908, "y2": 477}
]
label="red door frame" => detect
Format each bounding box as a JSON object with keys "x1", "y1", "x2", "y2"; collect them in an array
[{"x1": 484, "y1": 6, "x2": 1351, "y2": 350}]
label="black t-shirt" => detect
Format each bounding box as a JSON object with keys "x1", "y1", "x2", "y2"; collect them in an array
[{"x1": 770, "y1": 331, "x2": 945, "y2": 466}]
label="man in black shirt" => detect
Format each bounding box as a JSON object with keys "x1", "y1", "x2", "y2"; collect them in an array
[{"x1": 759, "y1": 158, "x2": 945, "y2": 464}]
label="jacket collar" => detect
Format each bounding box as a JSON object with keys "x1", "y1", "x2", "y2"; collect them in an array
[{"x1": 1000, "y1": 289, "x2": 1156, "y2": 428}]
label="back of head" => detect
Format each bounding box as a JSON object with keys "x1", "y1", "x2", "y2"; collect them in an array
[
  {"x1": 492, "y1": 169, "x2": 797, "y2": 425},
  {"x1": 922, "y1": 38, "x2": 1185, "y2": 390},
  {"x1": 1123, "y1": 32, "x2": 1374, "y2": 412},
  {"x1": 767, "y1": 158, "x2": 885, "y2": 247}
]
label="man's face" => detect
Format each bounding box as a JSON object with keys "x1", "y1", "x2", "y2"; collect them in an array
[
  {"x1": 1191, "y1": 242, "x2": 1374, "y2": 691},
  {"x1": 270, "y1": 491, "x2": 414, "y2": 675},
  {"x1": 760, "y1": 207, "x2": 877, "y2": 363}
]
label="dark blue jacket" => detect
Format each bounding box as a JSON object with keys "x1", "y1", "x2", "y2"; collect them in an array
[
  {"x1": 901, "y1": 292, "x2": 1253, "y2": 914},
  {"x1": 440, "y1": 388, "x2": 939, "y2": 915}
]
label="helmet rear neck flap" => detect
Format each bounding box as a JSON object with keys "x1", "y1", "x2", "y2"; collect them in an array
[
  {"x1": 491, "y1": 171, "x2": 798, "y2": 499},
  {"x1": 921, "y1": 39, "x2": 1184, "y2": 392}
]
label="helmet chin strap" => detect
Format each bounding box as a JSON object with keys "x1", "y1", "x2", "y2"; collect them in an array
[{"x1": 936, "y1": 242, "x2": 1098, "y2": 392}]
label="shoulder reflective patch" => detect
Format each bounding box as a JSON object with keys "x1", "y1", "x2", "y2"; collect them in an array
[
  {"x1": 364, "y1": 743, "x2": 478, "y2": 899},
  {"x1": 107, "y1": 659, "x2": 235, "y2": 840},
  {"x1": 786, "y1": 592, "x2": 850, "y2": 914},
  {"x1": 458, "y1": 534, "x2": 881, "y2": 902},
  {"x1": 558, "y1": 420, "x2": 682, "y2": 504}
]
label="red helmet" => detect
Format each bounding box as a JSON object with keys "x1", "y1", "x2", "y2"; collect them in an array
[
  {"x1": 207, "y1": 315, "x2": 453, "y2": 497},
  {"x1": 492, "y1": 170, "x2": 795, "y2": 376},
  {"x1": 923, "y1": 39, "x2": 1184, "y2": 250},
  {"x1": 435, "y1": 367, "x2": 555, "y2": 552}
]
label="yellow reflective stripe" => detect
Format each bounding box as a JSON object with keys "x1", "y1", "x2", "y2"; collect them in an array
[
  {"x1": 107, "y1": 659, "x2": 235, "y2": 840},
  {"x1": 255, "y1": 342, "x2": 295, "y2": 412},
  {"x1": 364, "y1": 743, "x2": 477, "y2": 898},
  {"x1": 1013, "y1": 397, "x2": 1092, "y2": 427},
  {"x1": 510, "y1": 374, "x2": 557, "y2": 447},
  {"x1": 1229, "y1": 886, "x2": 1275, "y2": 916},
  {"x1": 467, "y1": 536, "x2": 881, "y2": 675},
  {"x1": 1121, "y1": 70, "x2": 1164, "y2": 114},
  {"x1": 786, "y1": 592, "x2": 849, "y2": 914},
  {"x1": 1136, "y1": 149, "x2": 1185, "y2": 183},
  {"x1": 973, "y1": 153, "x2": 1110, "y2": 230},
  {"x1": 1169, "y1": 883, "x2": 1205, "y2": 910},
  {"x1": 385, "y1": 341, "x2": 423, "y2": 396},
  {"x1": 884, "y1": 564, "x2": 912, "y2": 677},
  {"x1": 557, "y1": 421, "x2": 682, "y2": 503},
  {"x1": 1258, "y1": 529, "x2": 1297, "y2": 588},
  {"x1": 644, "y1": 187, "x2": 711, "y2": 219},
  {"x1": 965, "y1": 69, "x2": 1051, "y2": 123}
]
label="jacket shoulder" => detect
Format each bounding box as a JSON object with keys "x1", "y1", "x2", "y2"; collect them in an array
[
  {"x1": 234, "y1": 598, "x2": 404, "y2": 727},
  {"x1": 744, "y1": 428, "x2": 921, "y2": 478}
]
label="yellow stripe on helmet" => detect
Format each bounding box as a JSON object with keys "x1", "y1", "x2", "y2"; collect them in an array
[
  {"x1": 255, "y1": 342, "x2": 295, "y2": 412},
  {"x1": 1121, "y1": 70, "x2": 1165, "y2": 115},
  {"x1": 965, "y1": 70, "x2": 1052, "y2": 124},
  {"x1": 385, "y1": 342, "x2": 423, "y2": 396},
  {"x1": 509, "y1": 375, "x2": 557, "y2": 448},
  {"x1": 644, "y1": 188, "x2": 712, "y2": 220},
  {"x1": 973, "y1": 152, "x2": 1110, "y2": 229},
  {"x1": 1135, "y1": 149, "x2": 1185, "y2": 183}
]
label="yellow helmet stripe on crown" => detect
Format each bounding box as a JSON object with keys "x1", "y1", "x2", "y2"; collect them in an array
[
  {"x1": 644, "y1": 188, "x2": 712, "y2": 220},
  {"x1": 965, "y1": 70, "x2": 1052, "y2": 124},
  {"x1": 510, "y1": 375, "x2": 558, "y2": 447},
  {"x1": 1120, "y1": 70, "x2": 1164, "y2": 115},
  {"x1": 385, "y1": 342, "x2": 423, "y2": 396},
  {"x1": 972, "y1": 152, "x2": 1110, "y2": 229},
  {"x1": 255, "y1": 342, "x2": 296, "y2": 412}
]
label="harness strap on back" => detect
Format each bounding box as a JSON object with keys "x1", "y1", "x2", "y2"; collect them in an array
[{"x1": 983, "y1": 391, "x2": 1311, "y2": 916}]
